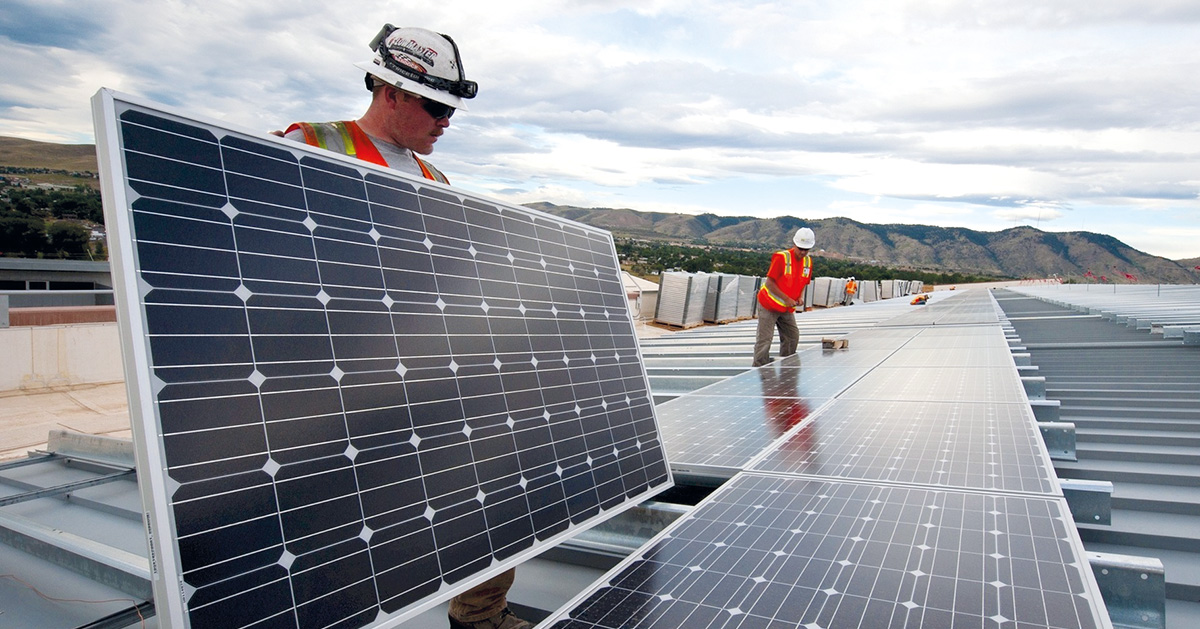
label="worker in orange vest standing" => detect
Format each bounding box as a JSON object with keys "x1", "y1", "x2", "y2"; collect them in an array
[
  {"x1": 843, "y1": 276, "x2": 857, "y2": 306},
  {"x1": 753, "y1": 227, "x2": 816, "y2": 367},
  {"x1": 283, "y1": 25, "x2": 530, "y2": 629}
]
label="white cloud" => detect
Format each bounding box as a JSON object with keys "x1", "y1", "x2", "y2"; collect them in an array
[{"x1": 1, "y1": 0, "x2": 1199, "y2": 259}]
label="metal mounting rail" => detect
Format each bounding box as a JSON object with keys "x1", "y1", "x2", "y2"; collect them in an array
[{"x1": 0, "y1": 469, "x2": 135, "y2": 508}]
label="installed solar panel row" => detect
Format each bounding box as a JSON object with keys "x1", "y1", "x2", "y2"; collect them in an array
[
  {"x1": 546, "y1": 290, "x2": 1113, "y2": 628},
  {"x1": 93, "y1": 90, "x2": 671, "y2": 628},
  {"x1": 551, "y1": 473, "x2": 1104, "y2": 629}
]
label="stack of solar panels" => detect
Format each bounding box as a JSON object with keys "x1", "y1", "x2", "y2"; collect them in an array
[
  {"x1": 701, "y1": 274, "x2": 741, "y2": 324},
  {"x1": 545, "y1": 289, "x2": 1114, "y2": 629},
  {"x1": 735, "y1": 275, "x2": 759, "y2": 318},
  {"x1": 655, "y1": 272, "x2": 708, "y2": 328},
  {"x1": 858, "y1": 279, "x2": 880, "y2": 302},
  {"x1": 810, "y1": 277, "x2": 835, "y2": 307},
  {"x1": 92, "y1": 91, "x2": 673, "y2": 629}
]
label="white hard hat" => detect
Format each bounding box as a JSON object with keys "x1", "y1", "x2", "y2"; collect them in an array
[
  {"x1": 354, "y1": 25, "x2": 477, "y2": 111},
  {"x1": 793, "y1": 227, "x2": 816, "y2": 249}
]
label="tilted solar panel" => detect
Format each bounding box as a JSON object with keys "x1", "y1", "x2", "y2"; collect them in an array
[{"x1": 92, "y1": 90, "x2": 671, "y2": 628}]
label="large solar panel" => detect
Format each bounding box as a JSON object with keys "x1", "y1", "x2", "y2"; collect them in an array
[
  {"x1": 545, "y1": 473, "x2": 1109, "y2": 629},
  {"x1": 92, "y1": 90, "x2": 671, "y2": 628},
  {"x1": 687, "y1": 361, "x2": 875, "y2": 400},
  {"x1": 657, "y1": 394, "x2": 828, "y2": 480},
  {"x1": 902, "y1": 326, "x2": 1014, "y2": 350},
  {"x1": 750, "y1": 399, "x2": 1057, "y2": 495},
  {"x1": 879, "y1": 346, "x2": 1018, "y2": 368},
  {"x1": 655, "y1": 350, "x2": 881, "y2": 480},
  {"x1": 837, "y1": 366, "x2": 1028, "y2": 403}
]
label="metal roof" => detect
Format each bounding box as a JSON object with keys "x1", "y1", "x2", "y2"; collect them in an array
[{"x1": 996, "y1": 286, "x2": 1200, "y2": 627}]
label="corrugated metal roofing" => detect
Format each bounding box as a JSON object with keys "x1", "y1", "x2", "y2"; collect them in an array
[{"x1": 996, "y1": 287, "x2": 1200, "y2": 626}]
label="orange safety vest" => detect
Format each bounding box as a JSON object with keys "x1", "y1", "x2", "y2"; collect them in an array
[
  {"x1": 757, "y1": 249, "x2": 813, "y2": 313},
  {"x1": 284, "y1": 120, "x2": 450, "y2": 184},
  {"x1": 845, "y1": 280, "x2": 857, "y2": 295}
]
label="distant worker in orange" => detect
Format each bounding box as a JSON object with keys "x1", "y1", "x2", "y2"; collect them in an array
[
  {"x1": 843, "y1": 276, "x2": 857, "y2": 306},
  {"x1": 753, "y1": 227, "x2": 815, "y2": 367}
]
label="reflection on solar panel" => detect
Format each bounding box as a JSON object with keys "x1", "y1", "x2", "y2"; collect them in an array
[
  {"x1": 751, "y1": 399, "x2": 1056, "y2": 494},
  {"x1": 92, "y1": 90, "x2": 671, "y2": 628},
  {"x1": 548, "y1": 474, "x2": 1106, "y2": 629},
  {"x1": 688, "y1": 361, "x2": 870, "y2": 400},
  {"x1": 657, "y1": 394, "x2": 825, "y2": 479}
]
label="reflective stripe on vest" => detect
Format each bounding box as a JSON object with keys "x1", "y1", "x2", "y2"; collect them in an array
[
  {"x1": 758, "y1": 250, "x2": 812, "y2": 312},
  {"x1": 283, "y1": 120, "x2": 449, "y2": 184}
]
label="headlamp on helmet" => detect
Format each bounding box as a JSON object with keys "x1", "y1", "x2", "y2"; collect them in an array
[{"x1": 366, "y1": 24, "x2": 478, "y2": 99}]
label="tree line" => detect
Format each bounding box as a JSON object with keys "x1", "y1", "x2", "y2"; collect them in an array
[
  {"x1": 615, "y1": 239, "x2": 1001, "y2": 285},
  {"x1": 0, "y1": 182, "x2": 104, "y2": 259}
]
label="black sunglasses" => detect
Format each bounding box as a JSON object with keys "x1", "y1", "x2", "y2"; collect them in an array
[{"x1": 419, "y1": 97, "x2": 455, "y2": 120}]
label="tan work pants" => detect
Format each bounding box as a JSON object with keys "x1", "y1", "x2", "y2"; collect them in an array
[{"x1": 449, "y1": 568, "x2": 516, "y2": 623}]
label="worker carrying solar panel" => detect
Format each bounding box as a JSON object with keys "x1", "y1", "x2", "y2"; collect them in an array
[
  {"x1": 753, "y1": 227, "x2": 816, "y2": 367},
  {"x1": 281, "y1": 24, "x2": 529, "y2": 629},
  {"x1": 284, "y1": 25, "x2": 476, "y2": 187}
]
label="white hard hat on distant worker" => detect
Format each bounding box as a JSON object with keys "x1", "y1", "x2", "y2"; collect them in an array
[
  {"x1": 354, "y1": 25, "x2": 478, "y2": 111},
  {"x1": 794, "y1": 227, "x2": 816, "y2": 249}
]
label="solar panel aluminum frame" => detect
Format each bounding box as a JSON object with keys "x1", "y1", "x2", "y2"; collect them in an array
[{"x1": 92, "y1": 88, "x2": 672, "y2": 628}]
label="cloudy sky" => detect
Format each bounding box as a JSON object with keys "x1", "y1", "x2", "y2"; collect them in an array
[{"x1": 2, "y1": 0, "x2": 1198, "y2": 259}]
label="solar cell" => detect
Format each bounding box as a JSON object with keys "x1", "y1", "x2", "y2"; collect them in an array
[
  {"x1": 544, "y1": 473, "x2": 1110, "y2": 629},
  {"x1": 93, "y1": 90, "x2": 671, "y2": 628}
]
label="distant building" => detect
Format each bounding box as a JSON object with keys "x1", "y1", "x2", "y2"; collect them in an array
[{"x1": 0, "y1": 258, "x2": 112, "y2": 293}]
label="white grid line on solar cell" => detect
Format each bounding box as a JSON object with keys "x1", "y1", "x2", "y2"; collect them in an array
[
  {"x1": 544, "y1": 473, "x2": 1111, "y2": 629},
  {"x1": 748, "y1": 399, "x2": 1057, "y2": 496}
]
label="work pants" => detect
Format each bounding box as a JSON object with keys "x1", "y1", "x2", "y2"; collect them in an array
[
  {"x1": 449, "y1": 568, "x2": 516, "y2": 622},
  {"x1": 753, "y1": 308, "x2": 798, "y2": 367}
]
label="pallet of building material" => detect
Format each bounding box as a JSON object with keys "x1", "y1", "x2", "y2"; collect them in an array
[{"x1": 654, "y1": 271, "x2": 708, "y2": 328}]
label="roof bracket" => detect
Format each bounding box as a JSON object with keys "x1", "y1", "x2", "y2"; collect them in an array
[
  {"x1": 1038, "y1": 421, "x2": 1076, "y2": 461},
  {"x1": 1060, "y1": 478, "x2": 1112, "y2": 525},
  {"x1": 1087, "y1": 551, "x2": 1165, "y2": 629}
]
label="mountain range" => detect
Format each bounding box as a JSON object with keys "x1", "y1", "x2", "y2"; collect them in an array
[
  {"x1": 2, "y1": 136, "x2": 1195, "y2": 283},
  {"x1": 526, "y1": 202, "x2": 1198, "y2": 284}
]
